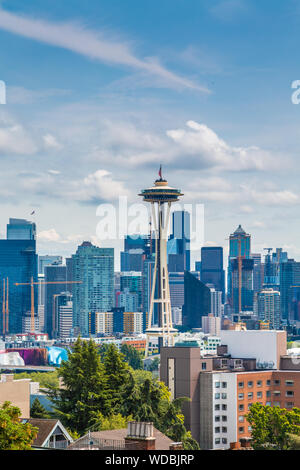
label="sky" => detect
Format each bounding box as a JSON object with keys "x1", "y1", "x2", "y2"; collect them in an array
[{"x1": 0, "y1": 0, "x2": 300, "y2": 270}]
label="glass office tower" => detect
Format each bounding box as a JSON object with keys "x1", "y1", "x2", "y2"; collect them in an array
[
  {"x1": 201, "y1": 247, "x2": 225, "y2": 303},
  {"x1": 7, "y1": 218, "x2": 36, "y2": 240},
  {"x1": 0, "y1": 240, "x2": 37, "y2": 334}
]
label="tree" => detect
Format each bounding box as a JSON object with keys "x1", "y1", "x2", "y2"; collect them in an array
[
  {"x1": 246, "y1": 403, "x2": 300, "y2": 450},
  {"x1": 14, "y1": 371, "x2": 59, "y2": 389},
  {"x1": 0, "y1": 401, "x2": 38, "y2": 450},
  {"x1": 48, "y1": 337, "x2": 110, "y2": 435},
  {"x1": 30, "y1": 398, "x2": 51, "y2": 419},
  {"x1": 102, "y1": 344, "x2": 133, "y2": 410},
  {"x1": 120, "y1": 343, "x2": 144, "y2": 370}
]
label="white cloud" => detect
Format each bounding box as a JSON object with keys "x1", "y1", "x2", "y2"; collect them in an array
[
  {"x1": 0, "y1": 116, "x2": 37, "y2": 155},
  {"x1": 43, "y1": 133, "x2": 63, "y2": 150},
  {"x1": 0, "y1": 8, "x2": 208, "y2": 93},
  {"x1": 37, "y1": 228, "x2": 61, "y2": 242},
  {"x1": 166, "y1": 120, "x2": 275, "y2": 171}
]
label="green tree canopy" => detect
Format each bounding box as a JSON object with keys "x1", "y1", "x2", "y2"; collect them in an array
[
  {"x1": 48, "y1": 337, "x2": 110, "y2": 435},
  {"x1": 246, "y1": 403, "x2": 300, "y2": 450},
  {"x1": 120, "y1": 343, "x2": 144, "y2": 370},
  {"x1": 30, "y1": 398, "x2": 51, "y2": 419},
  {"x1": 0, "y1": 401, "x2": 38, "y2": 450}
]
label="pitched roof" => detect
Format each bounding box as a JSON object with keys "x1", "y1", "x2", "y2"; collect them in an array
[
  {"x1": 68, "y1": 427, "x2": 174, "y2": 451},
  {"x1": 21, "y1": 418, "x2": 73, "y2": 447}
]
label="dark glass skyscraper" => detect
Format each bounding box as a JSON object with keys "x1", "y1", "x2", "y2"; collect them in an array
[
  {"x1": 168, "y1": 211, "x2": 190, "y2": 272},
  {"x1": 280, "y1": 260, "x2": 300, "y2": 322},
  {"x1": 7, "y1": 218, "x2": 36, "y2": 240},
  {"x1": 182, "y1": 271, "x2": 211, "y2": 329},
  {"x1": 0, "y1": 239, "x2": 37, "y2": 334},
  {"x1": 200, "y1": 247, "x2": 225, "y2": 303},
  {"x1": 44, "y1": 265, "x2": 67, "y2": 338}
]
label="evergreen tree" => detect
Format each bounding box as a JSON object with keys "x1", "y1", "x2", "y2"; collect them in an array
[
  {"x1": 0, "y1": 401, "x2": 38, "y2": 450},
  {"x1": 120, "y1": 343, "x2": 144, "y2": 370},
  {"x1": 48, "y1": 337, "x2": 110, "y2": 435},
  {"x1": 102, "y1": 344, "x2": 133, "y2": 411},
  {"x1": 30, "y1": 398, "x2": 51, "y2": 419}
]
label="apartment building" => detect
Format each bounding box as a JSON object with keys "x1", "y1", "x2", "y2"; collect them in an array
[{"x1": 160, "y1": 330, "x2": 300, "y2": 449}]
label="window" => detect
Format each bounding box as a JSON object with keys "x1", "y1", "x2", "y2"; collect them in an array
[
  {"x1": 266, "y1": 391, "x2": 271, "y2": 397},
  {"x1": 239, "y1": 404, "x2": 244, "y2": 411},
  {"x1": 222, "y1": 416, "x2": 227, "y2": 422},
  {"x1": 286, "y1": 391, "x2": 294, "y2": 397},
  {"x1": 257, "y1": 392, "x2": 263, "y2": 399},
  {"x1": 248, "y1": 392, "x2": 253, "y2": 399},
  {"x1": 238, "y1": 393, "x2": 244, "y2": 400},
  {"x1": 215, "y1": 438, "x2": 221, "y2": 445},
  {"x1": 215, "y1": 404, "x2": 220, "y2": 411},
  {"x1": 274, "y1": 380, "x2": 280, "y2": 386},
  {"x1": 222, "y1": 438, "x2": 227, "y2": 445},
  {"x1": 222, "y1": 393, "x2": 227, "y2": 399},
  {"x1": 248, "y1": 403, "x2": 253, "y2": 410},
  {"x1": 215, "y1": 393, "x2": 220, "y2": 399},
  {"x1": 202, "y1": 362, "x2": 207, "y2": 370},
  {"x1": 266, "y1": 380, "x2": 271, "y2": 386},
  {"x1": 273, "y1": 391, "x2": 281, "y2": 396},
  {"x1": 215, "y1": 416, "x2": 220, "y2": 422},
  {"x1": 257, "y1": 380, "x2": 262, "y2": 387},
  {"x1": 222, "y1": 382, "x2": 227, "y2": 389},
  {"x1": 238, "y1": 381, "x2": 244, "y2": 388},
  {"x1": 215, "y1": 382, "x2": 220, "y2": 389},
  {"x1": 222, "y1": 404, "x2": 227, "y2": 411},
  {"x1": 286, "y1": 380, "x2": 294, "y2": 386},
  {"x1": 248, "y1": 426, "x2": 252, "y2": 432},
  {"x1": 286, "y1": 402, "x2": 294, "y2": 408},
  {"x1": 215, "y1": 427, "x2": 220, "y2": 433},
  {"x1": 239, "y1": 427, "x2": 244, "y2": 434},
  {"x1": 238, "y1": 416, "x2": 244, "y2": 423},
  {"x1": 222, "y1": 427, "x2": 227, "y2": 433},
  {"x1": 248, "y1": 381, "x2": 253, "y2": 388}
]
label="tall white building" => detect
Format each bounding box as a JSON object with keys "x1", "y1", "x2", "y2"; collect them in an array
[{"x1": 257, "y1": 288, "x2": 280, "y2": 330}]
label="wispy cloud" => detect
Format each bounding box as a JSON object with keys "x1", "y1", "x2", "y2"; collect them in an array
[{"x1": 0, "y1": 8, "x2": 209, "y2": 93}]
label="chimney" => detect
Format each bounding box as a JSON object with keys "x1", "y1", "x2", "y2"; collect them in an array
[
  {"x1": 125, "y1": 422, "x2": 156, "y2": 450},
  {"x1": 169, "y1": 442, "x2": 184, "y2": 450}
]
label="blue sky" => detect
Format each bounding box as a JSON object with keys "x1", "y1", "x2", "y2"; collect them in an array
[{"x1": 0, "y1": 0, "x2": 300, "y2": 269}]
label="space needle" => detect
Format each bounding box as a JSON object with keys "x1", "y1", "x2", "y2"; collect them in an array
[{"x1": 139, "y1": 166, "x2": 183, "y2": 356}]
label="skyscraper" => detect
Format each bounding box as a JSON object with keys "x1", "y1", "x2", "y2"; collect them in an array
[
  {"x1": 230, "y1": 258, "x2": 254, "y2": 313},
  {"x1": 258, "y1": 288, "x2": 281, "y2": 330},
  {"x1": 227, "y1": 225, "x2": 252, "y2": 312},
  {"x1": 0, "y1": 239, "x2": 37, "y2": 334},
  {"x1": 72, "y1": 242, "x2": 114, "y2": 336},
  {"x1": 167, "y1": 211, "x2": 190, "y2": 272},
  {"x1": 44, "y1": 265, "x2": 67, "y2": 338},
  {"x1": 200, "y1": 247, "x2": 225, "y2": 303},
  {"x1": 120, "y1": 272, "x2": 143, "y2": 311},
  {"x1": 182, "y1": 271, "x2": 211, "y2": 329},
  {"x1": 280, "y1": 260, "x2": 300, "y2": 323},
  {"x1": 7, "y1": 218, "x2": 36, "y2": 240},
  {"x1": 38, "y1": 255, "x2": 63, "y2": 275}
]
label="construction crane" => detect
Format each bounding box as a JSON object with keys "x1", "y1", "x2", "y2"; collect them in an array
[
  {"x1": 14, "y1": 277, "x2": 82, "y2": 334},
  {"x1": 2, "y1": 278, "x2": 9, "y2": 335}
]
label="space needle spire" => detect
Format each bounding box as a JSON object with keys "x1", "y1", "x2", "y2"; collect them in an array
[{"x1": 139, "y1": 167, "x2": 184, "y2": 356}]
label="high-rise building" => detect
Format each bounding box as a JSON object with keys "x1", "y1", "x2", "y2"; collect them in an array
[
  {"x1": 44, "y1": 265, "x2": 67, "y2": 338},
  {"x1": 0, "y1": 239, "x2": 37, "y2": 334},
  {"x1": 230, "y1": 258, "x2": 254, "y2": 313},
  {"x1": 227, "y1": 225, "x2": 251, "y2": 310},
  {"x1": 182, "y1": 271, "x2": 211, "y2": 329},
  {"x1": 38, "y1": 255, "x2": 63, "y2": 275},
  {"x1": 95, "y1": 312, "x2": 114, "y2": 335},
  {"x1": 169, "y1": 272, "x2": 185, "y2": 309},
  {"x1": 120, "y1": 249, "x2": 145, "y2": 272},
  {"x1": 55, "y1": 292, "x2": 73, "y2": 340},
  {"x1": 257, "y1": 288, "x2": 281, "y2": 330},
  {"x1": 202, "y1": 314, "x2": 221, "y2": 336},
  {"x1": 120, "y1": 272, "x2": 143, "y2": 311},
  {"x1": 117, "y1": 288, "x2": 139, "y2": 312},
  {"x1": 280, "y1": 260, "x2": 300, "y2": 322},
  {"x1": 167, "y1": 211, "x2": 190, "y2": 272},
  {"x1": 201, "y1": 247, "x2": 225, "y2": 303},
  {"x1": 207, "y1": 285, "x2": 223, "y2": 318},
  {"x1": 7, "y1": 218, "x2": 36, "y2": 240},
  {"x1": 251, "y1": 253, "x2": 263, "y2": 295},
  {"x1": 72, "y1": 242, "x2": 114, "y2": 336}
]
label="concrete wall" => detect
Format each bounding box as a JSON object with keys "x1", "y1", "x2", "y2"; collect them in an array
[{"x1": 0, "y1": 374, "x2": 31, "y2": 418}]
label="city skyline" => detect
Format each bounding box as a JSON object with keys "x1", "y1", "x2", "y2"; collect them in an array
[{"x1": 0, "y1": 1, "x2": 300, "y2": 267}]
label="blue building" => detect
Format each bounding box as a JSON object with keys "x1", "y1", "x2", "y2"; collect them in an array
[
  {"x1": 44, "y1": 265, "x2": 67, "y2": 338},
  {"x1": 200, "y1": 247, "x2": 225, "y2": 303},
  {"x1": 168, "y1": 211, "x2": 190, "y2": 272},
  {"x1": 0, "y1": 239, "x2": 37, "y2": 334},
  {"x1": 72, "y1": 242, "x2": 114, "y2": 336},
  {"x1": 7, "y1": 218, "x2": 36, "y2": 240}
]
